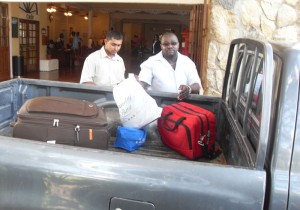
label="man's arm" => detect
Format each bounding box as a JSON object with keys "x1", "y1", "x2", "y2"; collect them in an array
[
  {"x1": 187, "y1": 83, "x2": 200, "y2": 94},
  {"x1": 139, "y1": 81, "x2": 150, "y2": 90},
  {"x1": 184, "y1": 57, "x2": 203, "y2": 95},
  {"x1": 79, "y1": 53, "x2": 97, "y2": 85}
]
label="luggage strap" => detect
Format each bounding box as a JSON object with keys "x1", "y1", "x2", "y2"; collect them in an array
[
  {"x1": 206, "y1": 144, "x2": 222, "y2": 159},
  {"x1": 161, "y1": 112, "x2": 192, "y2": 150},
  {"x1": 161, "y1": 112, "x2": 186, "y2": 131},
  {"x1": 171, "y1": 104, "x2": 211, "y2": 156},
  {"x1": 173, "y1": 103, "x2": 219, "y2": 159}
]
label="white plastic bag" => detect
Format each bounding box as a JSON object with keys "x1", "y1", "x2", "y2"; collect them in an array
[{"x1": 113, "y1": 74, "x2": 162, "y2": 128}]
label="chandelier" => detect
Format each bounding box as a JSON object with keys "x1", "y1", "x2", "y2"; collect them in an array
[
  {"x1": 64, "y1": 11, "x2": 72, "y2": 16},
  {"x1": 46, "y1": 5, "x2": 56, "y2": 13}
]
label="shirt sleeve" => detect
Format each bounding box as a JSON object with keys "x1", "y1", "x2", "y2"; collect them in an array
[
  {"x1": 80, "y1": 56, "x2": 95, "y2": 84},
  {"x1": 121, "y1": 59, "x2": 126, "y2": 80},
  {"x1": 116, "y1": 59, "x2": 126, "y2": 84},
  {"x1": 186, "y1": 58, "x2": 203, "y2": 94},
  {"x1": 139, "y1": 59, "x2": 153, "y2": 86}
]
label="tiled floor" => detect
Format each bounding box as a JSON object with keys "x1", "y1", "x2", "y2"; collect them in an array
[
  {"x1": 23, "y1": 64, "x2": 83, "y2": 83},
  {"x1": 22, "y1": 51, "x2": 147, "y2": 82}
]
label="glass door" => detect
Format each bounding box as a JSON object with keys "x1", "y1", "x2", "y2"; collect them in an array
[
  {"x1": 19, "y1": 19, "x2": 39, "y2": 72},
  {"x1": 0, "y1": 3, "x2": 10, "y2": 81}
]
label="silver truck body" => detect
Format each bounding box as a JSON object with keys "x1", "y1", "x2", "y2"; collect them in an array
[
  {"x1": 267, "y1": 42, "x2": 300, "y2": 210},
  {"x1": 0, "y1": 38, "x2": 298, "y2": 210}
]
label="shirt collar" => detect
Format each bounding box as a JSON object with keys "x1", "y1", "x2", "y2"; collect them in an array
[
  {"x1": 154, "y1": 51, "x2": 182, "y2": 62},
  {"x1": 99, "y1": 46, "x2": 120, "y2": 61},
  {"x1": 153, "y1": 51, "x2": 164, "y2": 61}
]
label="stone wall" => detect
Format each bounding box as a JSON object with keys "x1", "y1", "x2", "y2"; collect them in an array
[{"x1": 206, "y1": 0, "x2": 300, "y2": 96}]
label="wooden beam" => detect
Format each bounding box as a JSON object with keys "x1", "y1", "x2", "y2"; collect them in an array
[{"x1": 188, "y1": 1, "x2": 211, "y2": 93}]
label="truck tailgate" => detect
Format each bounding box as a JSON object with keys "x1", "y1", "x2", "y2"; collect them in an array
[{"x1": 0, "y1": 136, "x2": 266, "y2": 210}]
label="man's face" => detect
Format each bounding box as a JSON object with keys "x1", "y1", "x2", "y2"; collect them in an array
[
  {"x1": 160, "y1": 34, "x2": 179, "y2": 58},
  {"x1": 104, "y1": 38, "x2": 123, "y2": 56}
]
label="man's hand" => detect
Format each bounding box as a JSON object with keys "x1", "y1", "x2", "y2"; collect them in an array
[
  {"x1": 177, "y1": 83, "x2": 201, "y2": 100},
  {"x1": 82, "y1": 81, "x2": 96, "y2": 85},
  {"x1": 177, "y1": 85, "x2": 191, "y2": 100}
]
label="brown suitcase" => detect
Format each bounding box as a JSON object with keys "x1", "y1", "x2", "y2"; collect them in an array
[{"x1": 13, "y1": 96, "x2": 109, "y2": 149}]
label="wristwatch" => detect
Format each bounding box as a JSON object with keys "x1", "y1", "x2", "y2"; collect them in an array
[{"x1": 187, "y1": 85, "x2": 192, "y2": 94}]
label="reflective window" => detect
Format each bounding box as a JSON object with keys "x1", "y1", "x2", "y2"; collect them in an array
[{"x1": 246, "y1": 59, "x2": 264, "y2": 148}]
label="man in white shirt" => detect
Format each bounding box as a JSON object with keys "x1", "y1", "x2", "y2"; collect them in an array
[
  {"x1": 80, "y1": 31, "x2": 125, "y2": 86},
  {"x1": 139, "y1": 32, "x2": 203, "y2": 100}
]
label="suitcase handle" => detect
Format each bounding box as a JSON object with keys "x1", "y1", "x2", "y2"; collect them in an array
[{"x1": 162, "y1": 112, "x2": 186, "y2": 131}]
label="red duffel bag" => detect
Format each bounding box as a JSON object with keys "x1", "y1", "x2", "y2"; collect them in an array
[{"x1": 157, "y1": 102, "x2": 216, "y2": 160}]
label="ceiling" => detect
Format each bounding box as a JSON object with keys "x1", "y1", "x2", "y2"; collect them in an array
[{"x1": 51, "y1": 2, "x2": 192, "y2": 16}]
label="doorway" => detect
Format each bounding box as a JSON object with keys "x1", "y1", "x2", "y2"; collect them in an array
[
  {"x1": 0, "y1": 3, "x2": 10, "y2": 81},
  {"x1": 19, "y1": 19, "x2": 39, "y2": 72}
]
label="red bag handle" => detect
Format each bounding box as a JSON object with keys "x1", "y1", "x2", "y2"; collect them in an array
[{"x1": 161, "y1": 112, "x2": 186, "y2": 131}]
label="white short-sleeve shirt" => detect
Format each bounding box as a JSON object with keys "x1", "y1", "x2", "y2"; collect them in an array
[
  {"x1": 139, "y1": 52, "x2": 202, "y2": 93},
  {"x1": 80, "y1": 47, "x2": 125, "y2": 86}
]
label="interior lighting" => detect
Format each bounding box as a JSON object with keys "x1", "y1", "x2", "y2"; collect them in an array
[
  {"x1": 46, "y1": 5, "x2": 56, "y2": 13},
  {"x1": 64, "y1": 11, "x2": 72, "y2": 16}
]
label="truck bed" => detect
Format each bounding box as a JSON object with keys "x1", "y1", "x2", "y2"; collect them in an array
[
  {"x1": 0, "y1": 78, "x2": 228, "y2": 167},
  {"x1": 0, "y1": 122, "x2": 226, "y2": 165}
]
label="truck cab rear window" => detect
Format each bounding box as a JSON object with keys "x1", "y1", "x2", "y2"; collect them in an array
[{"x1": 226, "y1": 43, "x2": 265, "y2": 151}]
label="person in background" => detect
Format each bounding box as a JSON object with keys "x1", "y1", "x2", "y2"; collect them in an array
[
  {"x1": 72, "y1": 31, "x2": 80, "y2": 51},
  {"x1": 76, "y1": 32, "x2": 81, "y2": 49},
  {"x1": 152, "y1": 34, "x2": 161, "y2": 55},
  {"x1": 80, "y1": 30, "x2": 125, "y2": 86},
  {"x1": 56, "y1": 33, "x2": 64, "y2": 49},
  {"x1": 138, "y1": 31, "x2": 203, "y2": 100}
]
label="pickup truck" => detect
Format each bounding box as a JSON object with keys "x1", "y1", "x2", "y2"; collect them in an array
[{"x1": 0, "y1": 38, "x2": 299, "y2": 210}]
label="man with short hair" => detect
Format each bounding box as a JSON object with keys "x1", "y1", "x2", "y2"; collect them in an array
[
  {"x1": 139, "y1": 32, "x2": 202, "y2": 100},
  {"x1": 80, "y1": 30, "x2": 125, "y2": 86}
]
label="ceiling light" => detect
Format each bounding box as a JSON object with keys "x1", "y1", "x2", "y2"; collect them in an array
[
  {"x1": 84, "y1": 14, "x2": 88, "y2": 20},
  {"x1": 46, "y1": 5, "x2": 56, "y2": 13},
  {"x1": 64, "y1": 11, "x2": 72, "y2": 16}
]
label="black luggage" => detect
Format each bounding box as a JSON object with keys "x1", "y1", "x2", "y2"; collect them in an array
[{"x1": 13, "y1": 96, "x2": 109, "y2": 149}]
